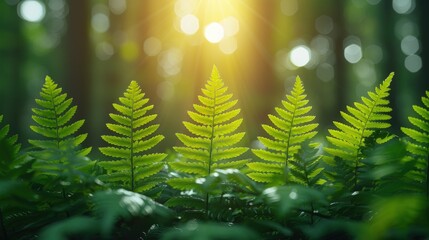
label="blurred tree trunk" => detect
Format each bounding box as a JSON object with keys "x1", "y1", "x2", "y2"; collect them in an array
[
  {"x1": 0, "y1": 2, "x2": 25, "y2": 136},
  {"x1": 420, "y1": 1, "x2": 429, "y2": 91},
  {"x1": 332, "y1": 0, "x2": 346, "y2": 114},
  {"x1": 66, "y1": 1, "x2": 92, "y2": 143}
]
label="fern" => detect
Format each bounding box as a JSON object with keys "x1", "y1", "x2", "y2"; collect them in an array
[
  {"x1": 167, "y1": 65, "x2": 248, "y2": 214},
  {"x1": 29, "y1": 76, "x2": 91, "y2": 172},
  {"x1": 289, "y1": 142, "x2": 324, "y2": 187},
  {"x1": 401, "y1": 90, "x2": 429, "y2": 197},
  {"x1": 324, "y1": 73, "x2": 394, "y2": 190},
  {"x1": 99, "y1": 81, "x2": 167, "y2": 193},
  {"x1": 247, "y1": 76, "x2": 318, "y2": 185}
]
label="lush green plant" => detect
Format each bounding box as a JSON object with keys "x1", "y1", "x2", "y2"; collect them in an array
[
  {"x1": 167, "y1": 65, "x2": 248, "y2": 217},
  {"x1": 1, "y1": 68, "x2": 429, "y2": 240},
  {"x1": 98, "y1": 80, "x2": 167, "y2": 193},
  {"x1": 247, "y1": 76, "x2": 319, "y2": 186}
]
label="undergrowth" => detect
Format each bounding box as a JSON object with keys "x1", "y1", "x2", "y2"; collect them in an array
[{"x1": 1, "y1": 66, "x2": 428, "y2": 240}]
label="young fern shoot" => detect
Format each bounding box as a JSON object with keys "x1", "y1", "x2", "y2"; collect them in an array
[
  {"x1": 401, "y1": 90, "x2": 429, "y2": 197},
  {"x1": 247, "y1": 76, "x2": 319, "y2": 185},
  {"x1": 99, "y1": 81, "x2": 166, "y2": 193},
  {"x1": 324, "y1": 73, "x2": 394, "y2": 190},
  {"x1": 167, "y1": 65, "x2": 248, "y2": 214}
]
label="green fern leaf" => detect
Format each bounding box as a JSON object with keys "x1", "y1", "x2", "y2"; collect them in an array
[
  {"x1": 29, "y1": 76, "x2": 91, "y2": 169},
  {"x1": 247, "y1": 76, "x2": 318, "y2": 185},
  {"x1": 324, "y1": 73, "x2": 394, "y2": 190},
  {"x1": 167, "y1": 65, "x2": 248, "y2": 214},
  {"x1": 99, "y1": 80, "x2": 167, "y2": 192},
  {"x1": 401, "y1": 90, "x2": 429, "y2": 196}
]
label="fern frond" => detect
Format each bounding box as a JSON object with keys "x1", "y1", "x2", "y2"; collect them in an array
[
  {"x1": 0, "y1": 115, "x2": 22, "y2": 177},
  {"x1": 289, "y1": 143, "x2": 324, "y2": 187},
  {"x1": 401, "y1": 90, "x2": 429, "y2": 196},
  {"x1": 247, "y1": 76, "x2": 318, "y2": 185},
  {"x1": 167, "y1": 65, "x2": 248, "y2": 213},
  {"x1": 29, "y1": 76, "x2": 91, "y2": 170},
  {"x1": 99, "y1": 81, "x2": 166, "y2": 192},
  {"x1": 324, "y1": 73, "x2": 394, "y2": 190}
]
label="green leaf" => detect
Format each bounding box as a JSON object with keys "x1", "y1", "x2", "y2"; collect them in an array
[
  {"x1": 168, "y1": 65, "x2": 248, "y2": 215},
  {"x1": 324, "y1": 72, "x2": 394, "y2": 190},
  {"x1": 247, "y1": 76, "x2": 318, "y2": 185},
  {"x1": 99, "y1": 80, "x2": 166, "y2": 193}
]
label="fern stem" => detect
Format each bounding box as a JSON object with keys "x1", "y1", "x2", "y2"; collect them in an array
[
  {"x1": 0, "y1": 208, "x2": 8, "y2": 240},
  {"x1": 354, "y1": 93, "x2": 381, "y2": 190},
  {"x1": 130, "y1": 95, "x2": 135, "y2": 192},
  {"x1": 284, "y1": 100, "x2": 297, "y2": 184},
  {"x1": 205, "y1": 85, "x2": 217, "y2": 216}
]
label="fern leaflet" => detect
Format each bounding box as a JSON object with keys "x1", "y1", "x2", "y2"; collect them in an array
[
  {"x1": 401, "y1": 90, "x2": 429, "y2": 197},
  {"x1": 247, "y1": 76, "x2": 318, "y2": 185},
  {"x1": 167, "y1": 65, "x2": 248, "y2": 214},
  {"x1": 324, "y1": 73, "x2": 394, "y2": 190},
  {"x1": 99, "y1": 80, "x2": 167, "y2": 192}
]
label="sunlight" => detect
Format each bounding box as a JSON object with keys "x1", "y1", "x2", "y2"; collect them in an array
[
  {"x1": 180, "y1": 14, "x2": 199, "y2": 35},
  {"x1": 204, "y1": 22, "x2": 225, "y2": 43},
  {"x1": 18, "y1": 0, "x2": 46, "y2": 23},
  {"x1": 290, "y1": 45, "x2": 311, "y2": 67}
]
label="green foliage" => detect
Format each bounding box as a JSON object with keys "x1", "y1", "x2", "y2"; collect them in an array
[
  {"x1": 93, "y1": 189, "x2": 174, "y2": 237},
  {"x1": 99, "y1": 81, "x2": 167, "y2": 193},
  {"x1": 29, "y1": 76, "x2": 92, "y2": 175},
  {"x1": 3, "y1": 69, "x2": 429, "y2": 239},
  {"x1": 324, "y1": 73, "x2": 394, "y2": 190},
  {"x1": 161, "y1": 221, "x2": 261, "y2": 240},
  {"x1": 167, "y1": 65, "x2": 248, "y2": 215},
  {"x1": 401, "y1": 90, "x2": 429, "y2": 196},
  {"x1": 248, "y1": 76, "x2": 318, "y2": 185}
]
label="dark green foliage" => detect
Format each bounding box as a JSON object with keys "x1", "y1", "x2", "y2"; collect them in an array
[
  {"x1": 161, "y1": 222, "x2": 261, "y2": 240},
  {"x1": 248, "y1": 76, "x2": 318, "y2": 185},
  {"x1": 99, "y1": 81, "x2": 166, "y2": 193},
  {"x1": 289, "y1": 142, "x2": 324, "y2": 187},
  {"x1": 401, "y1": 90, "x2": 429, "y2": 196},
  {"x1": 167, "y1": 65, "x2": 248, "y2": 215},
  {"x1": 324, "y1": 73, "x2": 394, "y2": 190},
  {"x1": 93, "y1": 189, "x2": 174, "y2": 237}
]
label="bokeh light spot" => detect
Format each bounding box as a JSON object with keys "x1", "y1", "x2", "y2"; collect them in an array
[
  {"x1": 96, "y1": 42, "x2": 114, "y2": 61},
  {"x1": 364, "y1": 45, "x2": 383, "y2": 64},
  {"x1": 219, "y1": 37, "x2": 237, "y2": 55},
  {"x1": 220, "y1": 16, "x2": 239, "y2": 37},
  {"x1": 158, "y1": 48, "x2": 183, "y2": 77},
  {"x1": 401, "y1": 35, "x2": 419, "y2": 56},
  {"x1": 290, "y1": 45, "x2": 311, "y2": 67},
  {"x1": 144, "y1": 37, "x2": 162, "y2": 56},
  {"x1": 91, "y1": 13, "x2": 110, "y2": 33},
  {"x1": 157, "y1": 81, "x2": 175, "y2": 101},
  {"x1": 180, "y1": 14, "x2": 199, "y2": 35},
  {"x1": 174, "y1": 0, "x2": 197, "y2": 17},
  {"x1": 317, "y1": 63, "x2": 334, "y2": 82},
  {"x1": 109, "y1": 0, "x2": 126, "y2": 15},
  {"x1": 204, "y1": 22, "x2": 225, "y2": 43},
  {"x1": 120, "y1": 41, "x2": 139, "y2": 61},
  {"x1": 404, "y1": 55, "x2": 422, "y2": 73},
  {"x1": 392, "y1": 0, "x2": 415, "y2": 14},
  {"x1": 280, "y1": 0, "x2": 298, "y2": 16},
  {"x1": 18, "y1": 0, "x2": 46, "y2": 23},
  {"x1": 344, "y1": 44, "x2": 362, "y2": 64},
  {"x1": 315, "y1": 15, "x2": 333, "y2": 35}
]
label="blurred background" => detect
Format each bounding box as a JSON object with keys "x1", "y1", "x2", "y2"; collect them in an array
[{"x1": 0, "y1": 0, "x2": 427, "y2": 153}]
